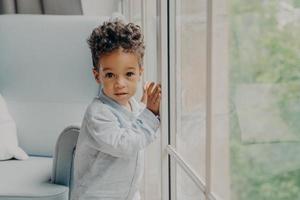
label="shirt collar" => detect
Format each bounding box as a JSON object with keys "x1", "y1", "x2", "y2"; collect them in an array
[{"x1": 97, "y1": 85, "x2": 142, "y2": 118}]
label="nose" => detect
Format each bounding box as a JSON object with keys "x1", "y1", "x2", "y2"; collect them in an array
[{"x1": 115, "y1": 76, "x2": 126, "y2": 89}]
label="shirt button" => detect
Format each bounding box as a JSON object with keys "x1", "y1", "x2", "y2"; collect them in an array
[{"x1": 137, "y1": 119, "x2": 143, "y2": 124}]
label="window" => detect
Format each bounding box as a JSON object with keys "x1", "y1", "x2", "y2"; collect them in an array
[
  {"x1": 130, "y1": 0, "x2": 300, "y2": 199},
  {"x1": 168, "y1": 0, "x2": 207, "y2": 198},
  {"x1": 229, "y1": 0, "x2": 300, "y2": 200},
  {"x1": 166, "y1": 0, "x2": 230, "y2": 199}
]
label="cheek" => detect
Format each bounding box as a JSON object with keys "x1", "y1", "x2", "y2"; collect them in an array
[
  {"x1": 100, "y1": 79, "x2": 111, "y2": 88},
  {"x1": 129, "y1": 80, "x2": 138, "y2": 90},
  {"x1": 102, "y1": 81, "x2": 112, "y2": 88}
]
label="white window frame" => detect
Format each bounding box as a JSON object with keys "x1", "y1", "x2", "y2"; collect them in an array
[
  {"x1": 159, "y1": 0, "x2": 220, "y2": 200},
  {"x1": 126, "y1": 0, "x2": 224, "y2": 199},
  {"x1": 156, "y1": 0, "x2": 170, "y2": 200},
  {"x1": 167, "y1": 0, "x2": 209, "y2": 198}
]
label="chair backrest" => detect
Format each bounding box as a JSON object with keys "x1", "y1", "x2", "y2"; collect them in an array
[
  {"x1": 0, "y1": 15, "x2": 106, "y2": 156},
  {"x1": 51, "y1": 125, "x2": 79, "y2": 188}
]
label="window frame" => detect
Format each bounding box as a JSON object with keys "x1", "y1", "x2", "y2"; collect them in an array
[
  {"x1": 160, "y1": 0, "x2": 219, "y2": 199},
  {"x1": 127, "y1": 0, "x2": 224, "y2": 199}
]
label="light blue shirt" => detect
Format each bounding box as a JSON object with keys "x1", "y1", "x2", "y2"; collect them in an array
[{"x1": 71, "y1": 88, "x2": 160, "y2": 200}]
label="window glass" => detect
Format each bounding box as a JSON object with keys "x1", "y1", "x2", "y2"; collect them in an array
[
  {"x1": 229, "y1": 0, "x2": 300, "y2": 199},
  {"x1": 176, "y1": 164, "x2": 205, "y2": 200},
  {"x1": 175, "y1": 0, "x2": 207, "y2": 181},
  {"x1": 210, "y1": 0, "x2": 230, "y2": 199}
]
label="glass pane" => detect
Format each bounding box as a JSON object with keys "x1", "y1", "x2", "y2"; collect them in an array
[
  {"x1": 176, "y1": 164, "x2": 205, "y2": 200},
  {"x1": 176, "y1": 0, "x2": 207, "y2": 181},
  {"x1": 210, "y1": 0, "x2": 230, "y2": 200},
  {"x1": 229, "y1": 0, "x2": 300, "y2": 200}
]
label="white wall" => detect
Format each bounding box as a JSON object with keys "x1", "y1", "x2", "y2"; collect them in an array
[{"x1": 81, "y1": 0, "x2": 121, "y2": 16}]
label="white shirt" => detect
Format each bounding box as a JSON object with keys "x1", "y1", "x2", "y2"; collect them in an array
[{"x1": 70, "y1": 88, "x2": 160, "y2": 200}]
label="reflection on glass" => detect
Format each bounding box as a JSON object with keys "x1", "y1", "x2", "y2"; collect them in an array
[{"x1": 229, "y1": 0, "x2": 300, "y2": 200}]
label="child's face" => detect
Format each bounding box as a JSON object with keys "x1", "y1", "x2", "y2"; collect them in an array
[{"x1": 93, "y1": 49, "x2": 143, "y2": 106}]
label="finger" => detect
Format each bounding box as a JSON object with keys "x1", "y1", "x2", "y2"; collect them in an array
[
  {"x1": 147, "y1": 82, "x2": 155, "y2": 94},
  {"x1": 153, "y1": 93, "x2": 161, "y2": 110},
  {"x1": 142, "y1": 85, "x2": 148, "y2": 95},
  {"x1": 152, "y1": 84, "x2": 160, "y2": 95},
  {"x1": 156, "y1": 91, "x2": 162, "y2": 103},
  {"x1": 156, "y1": 84, "x2": 162, "y2": 94},
  {"x1": 140, "y1": 92, "x2": 147, "y2": 104},
  {"x1": 151, "y1": 90, "x2": 161, "y2": 105},
  {"x1": 143, "y1": 81, "x2": 150, "y2": 91},
  {"x1": 157, "y1": 92, "x2": 161, "y2": 104},
  {"x1": 148, "y1": 85, "x2": 161, "y2": 103}
]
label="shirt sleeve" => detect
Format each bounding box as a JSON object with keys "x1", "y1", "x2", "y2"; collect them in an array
[{"x1": 85, "y1": 106, "x2": 160, "y2": 158}]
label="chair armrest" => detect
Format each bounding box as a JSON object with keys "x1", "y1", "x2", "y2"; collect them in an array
[{"x1": 51, "y1": 125, "x2": 80, "y2": 187}]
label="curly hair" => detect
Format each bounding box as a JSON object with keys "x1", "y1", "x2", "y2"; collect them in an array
[{"x1": 87, "y1": 19, "x2": 145, "y2": 69}]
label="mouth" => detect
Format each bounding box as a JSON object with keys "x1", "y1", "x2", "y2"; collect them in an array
[{"x1": 114, "y1": 92, "x2": 128, "y2": 96}]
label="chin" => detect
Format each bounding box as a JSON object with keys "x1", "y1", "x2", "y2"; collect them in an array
[{"x1": 113, "y1": 95, "x2": 130, "y2": 104}]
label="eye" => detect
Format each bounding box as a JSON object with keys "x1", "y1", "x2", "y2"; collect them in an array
[
  {"x1": 105, "y1": 72, "x2": 114, "y2": 78},
  {"x1": 126, "y1": 72, "x2": 135, "y2": 77}
]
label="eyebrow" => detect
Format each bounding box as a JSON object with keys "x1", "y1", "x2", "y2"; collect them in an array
[
  {"x1": 102, "y1": 66, "x2": 137, "y2": 71},
  {"x1": 126, "y1": 67, "x2": 137, "y2": 70},
  {"x1": 102, "y1": 67, "x2": 112, "y2": 71}
]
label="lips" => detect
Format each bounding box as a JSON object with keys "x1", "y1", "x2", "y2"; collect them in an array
[{"x1": 115, "y1": 92, "x2": 128, "y2": 95}]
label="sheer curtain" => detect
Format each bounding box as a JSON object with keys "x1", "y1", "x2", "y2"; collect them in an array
[{"x1": 0, "y1": 0, "x2": 82, "y2": 15}]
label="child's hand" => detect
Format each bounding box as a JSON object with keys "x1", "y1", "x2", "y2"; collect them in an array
[
  {"x1": 145, "y1": 82, "x2": 161, "y2": 116},
  {"x1": 140, "y1": 82, "x2": 150, "y2": 105}
]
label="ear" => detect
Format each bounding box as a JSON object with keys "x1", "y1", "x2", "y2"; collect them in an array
[{"x1": 92, "y1": 68, "x2": 101, "y2": 84}]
